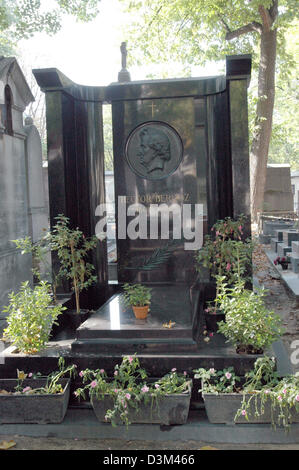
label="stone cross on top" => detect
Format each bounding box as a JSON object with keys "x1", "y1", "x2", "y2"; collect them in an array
[{"x1": 118, "y1": 42, "x2": 131, "y2": 83}]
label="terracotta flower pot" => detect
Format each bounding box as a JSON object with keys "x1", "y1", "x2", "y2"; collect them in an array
[{"x1": 132, "y1": 305, "x2": 149, "y2": 319}]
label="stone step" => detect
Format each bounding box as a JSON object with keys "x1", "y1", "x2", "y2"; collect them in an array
[
  {"x1": 277, "y1": 243, "x2": 292, "y2": 258},
  {"x1": 71, "y1": 337, "x2": 199, "y2": 354},
  {"x1": 283, "y1": 230, "x2": 299, "y2": 246}
]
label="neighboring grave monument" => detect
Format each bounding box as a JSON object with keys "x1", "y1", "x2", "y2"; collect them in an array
[
  {"x1": 259, "y1": 164, "x2": 296, "y2": 244},
  {"x1": 263, "y1": 164, "x2": 293, "y2": 213},
  {"x1": 0, "y1": 57, "x2": 34, "y2": 313},
  {"x1": 33, "y1": 53, "x2": 252, "y2": 353}
]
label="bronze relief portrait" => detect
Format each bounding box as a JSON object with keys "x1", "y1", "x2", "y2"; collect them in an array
[{"x1": 125, "y1": 122, "x2": 183, "y2": 180}]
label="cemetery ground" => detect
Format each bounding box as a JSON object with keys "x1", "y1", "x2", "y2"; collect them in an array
[{"x1": 0, "y1": 240, "x2": 298, "y2": 451}]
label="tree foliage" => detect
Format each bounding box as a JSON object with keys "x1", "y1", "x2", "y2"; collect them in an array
[
  {"x1": 121, "y1": 0, "x2": 298, "y2": 217},
  {"x1": 121, "y1": 0, "x2": 297, "y2": 70},
  {"x1": 0, "y1": 0, "x2": 101, "y2": 54}
]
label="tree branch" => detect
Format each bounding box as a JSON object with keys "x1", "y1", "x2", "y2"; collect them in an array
[
  {"x1": 218, "y1": 14, "x2": 231, "y2": 33},
  {"x1": 258, "y1": 5, "x2": 272, "y2": 32},
  {"x1": 225, "y1": 21, "x2": 262, "y2": 40}
]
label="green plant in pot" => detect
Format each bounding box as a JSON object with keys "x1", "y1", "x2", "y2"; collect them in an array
[
  {"x1": 194, "y1": 356, "x2": 299, "y2": 429},
  {"x1": 123, "y1": 283, "x2": 152, "y2": 319},
  {"x1": 0, "y1": 357, "x2": 77, "y2": 424},
  {"x1": 51, "y1": 214, "x2": 98, "y2": 326},
  {"x1": 75, "y1": 354, "x2": 191, "y2": 427},
  {"x1": 2, "y1": 281, "x2": 65, "y2": 354},
  {"x1": 216, "y1": 279, "x2": 285, "y2": 355},
  {"x1": 195, "y1": 215, "x2": 253, "y2": 332}
]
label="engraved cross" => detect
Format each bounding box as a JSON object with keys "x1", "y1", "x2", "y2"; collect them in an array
[{"x1": 146, "y1": 100, "x2": 158, "y2": 118}]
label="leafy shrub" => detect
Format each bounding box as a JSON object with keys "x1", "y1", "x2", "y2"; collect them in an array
[{"x1": 3, "y1": 281, "x2": 64, "y2": 354}]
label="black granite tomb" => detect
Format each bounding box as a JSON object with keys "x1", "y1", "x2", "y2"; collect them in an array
[{"x1": 33, "y1": 54, "x2": 251, "y2": 355}]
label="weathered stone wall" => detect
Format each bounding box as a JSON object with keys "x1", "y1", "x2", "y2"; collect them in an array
[{"x1": 0, "y1": 58, "x2": 34, "y2": 315}]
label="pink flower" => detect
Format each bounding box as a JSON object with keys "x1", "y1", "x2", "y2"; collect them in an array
[
  {"x1": 155, "y1": 384, "x2": 160, "y2": 389},
  {"x1": 226, "y1": 263, "x2": 231, "y2": 271},
  {"x1": 125, "y1": 393, "x2": 131, "y2": 400},
  {"x1": 141, "y1": 385, "x2": 149, "y2": 393},
  {"x1": 99, "y1": 369, "x2": 105, "y2": 374},
  {"x1": 209, "y1": 333, "x2": 214, "y2": 337},
  {"x1": 209, "y1": 368, "x2": 215, "y2": 375},
  {"x1": 216, "y1": 231, "x2": 220, "y2": 236},
  {"x1": 114, "y1": 371, "x2": 118, "y2": 376},
  {"x1": 28, "y1": 373, "x2": 33, "y2": 378},
  {"x1": 90, "y1": 380, "x2": 97, "y2": 388},
  {"x1": 183, "y1": 371, "x2": 187, "y2": 376},
  {"x1": 241, "y1": 410, "x2": 246, "y2": 416},
  {"x1": 283, "y1": 388, "x2": 287, "y2": 394},
  {"x1": 277, "y1": 395, "x2": 282, "y2": 401},
  {"x1": 22, "y1": 386, "x2": 31, "y2": 393},
  {"x1": 295, "y1": 395, "x2": 299, "y2": 402},
  {"x1": 265, "y1": 390, "x2": 270, "y2": 394},
  {"x1": 225, "y1": 372, "x2": 232, "y2": 380},
  {"x1": 171, "y1": 368, "x2": 177, "y2": 372},
  {"x1": 114, "y1": 388, "x2": 118, "y2": 393},
  {"x1": 128, "y1": 356, "x2": 134, "y2": 364},
  {"x1": 238, "y1": 225, "x2": 243, "y2": 231},
  {"x1": 79, "y1": 371, "x2": 84, "y2": 378},
  {"x1": 73, "y1": 391, "x2": 79, "y2": 397}
]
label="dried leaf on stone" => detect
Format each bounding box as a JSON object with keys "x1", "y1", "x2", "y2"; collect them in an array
[
  {"x1": 162, "y1": 321, "x2": 176, "y2": 329},
  {"x1": 200, "y1": 445, "x2": 218, "y2": 450},
  {"x1": 0, "y1": 440, "x2": 16, "y2": 450}
]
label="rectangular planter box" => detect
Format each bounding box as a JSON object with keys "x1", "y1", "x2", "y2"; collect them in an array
[
  {"x1": 0, "y1": 378, "x2": 70, "y2": 424},
  {"x1": 202, "y1": 390, "x2": 299, "y2": 425},
  {"x1": 91, "y1": 381, "x2": 192, "y2": 426}
]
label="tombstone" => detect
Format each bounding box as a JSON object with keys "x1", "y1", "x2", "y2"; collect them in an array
[
  {"x1": 263, "y1": 164, "x2": 293, "y2": 213},
  {"x1": 24, "y1": 116, "x2": 49, "y2": 242},
  {"x1": 277, "y1": 230, "x2": 299, "y2": 258},
  {"x1": 0, "y1": 57, "x2": 34, "y2": 314},
  {"x1": 33, "y1": 53, "x2": 251, "y2": 355}
]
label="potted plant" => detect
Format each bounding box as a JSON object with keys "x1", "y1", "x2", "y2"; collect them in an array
[
  {"x1": 194, "y1": 356, "x2": 299, "y2": 429},
  {"x1": 195, "y1": 216, "x2": 253, "y2": 332},
  {"x1": 0, "y1": 357, "x2": 77, "y2": 424},
  {"x1": 2, "y1": 281, "x2": 65, "y2": 354},
  {"x1": 216, "y1": 280, "x2": 284, "y2": 355},
  {"x1": 123, "y1": 283, "x2": 152, "y2": 319},
  {"x1": 274, "y1": 256, "x2": 290, "y2": 270},
  {"x1": 75, "y1": 354, "x2": 192, "y2": 427},
  {"x1": 51, "y1": 214, "x2": 98, "y2": 328}
]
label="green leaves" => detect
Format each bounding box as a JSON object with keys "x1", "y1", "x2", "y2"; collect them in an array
[
  {"x1": 195, "y1": 215, "x2": 253, "y2": 285},
  {"x1": 2, "y1": 281, "x2": 65, "y2": 354},
  {"x1": 217, "y1": 284, "x2": 285, "y2": 352},
  {"x1": 75, "y1": 354, "x2": 190, "y2": 427},
  {"x1": 51, "y1": 215, "x2": 98, "y2": 312},
  {"x1": 123, "y1": 283, "x2": 152, "y2": 307},
  {"x1": 0, "y1": 0, "x2": 101, "y2": 38}
]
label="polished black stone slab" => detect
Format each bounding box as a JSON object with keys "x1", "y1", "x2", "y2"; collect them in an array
[{"x1": 76, "y1": 285, "x2": 197, "y2": 341}]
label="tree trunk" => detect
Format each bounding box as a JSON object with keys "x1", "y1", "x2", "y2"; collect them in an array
[{"x1": 250, "y1": 4, "x2": 278, "y2": 221}]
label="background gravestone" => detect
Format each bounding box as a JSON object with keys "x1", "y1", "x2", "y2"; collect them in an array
[
  {"x1": 0, "y1": 57, "x2": 34, "y2": 315},
  {"x1": 263, "y1": 164, "x2": 293, "y2": 213}
]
